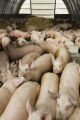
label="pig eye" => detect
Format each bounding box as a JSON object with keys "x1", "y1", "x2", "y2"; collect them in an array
[
  {"x1": 22, "y1": 41, "x2": 25, "y2": 43},
  {"x1": 59, "y1": 65, "x2": 61, "y2": 68}
]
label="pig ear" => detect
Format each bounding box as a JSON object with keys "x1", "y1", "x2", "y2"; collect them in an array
[
  {"x1": 29, "y1": 61, "x2": 35, "y2": 69},
  {"x1": 26, "y1": 99, "x2": 34, "y2": 114},
  {"x1": 69, "y1": 96, "x2": 80, "y2": 107},
  {"x1": 48, "y1": 91, "x2": 60, "y2": 100},
  {"x1": 59, "y1": 57, "x2": 64, "y2": 63},
  {"x1": 43, "y1": 112, "x2": 52, "y2": 120}
]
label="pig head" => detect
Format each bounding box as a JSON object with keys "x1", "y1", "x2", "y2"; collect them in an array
[
  {"x1": 26, "y1": 100, "x2": 52, "y2": 120},
  {"x1": 49, "y1": 91, "x2": 80, "y2": 120}
]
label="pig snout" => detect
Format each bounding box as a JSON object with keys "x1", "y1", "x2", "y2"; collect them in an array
[
  {"x1": 53, "y1": 61, "x2": 63, "y2": 74},
  {"x1": 10, "y1": 30, "x2": 30, "y2": 39}
]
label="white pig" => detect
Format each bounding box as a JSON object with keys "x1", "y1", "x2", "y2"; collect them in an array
[
  {"x1": 46, "y1": 31, "x2": 62, "y2": 39},
  {"x1": 46, "y1": 38, "x2": 58, "y2": 45},
  {"x1": 23, "y1": 54, "x2": 53, "y2": 82},
  {"x1": 69, "y1": 97, "x2": 80, "y2": 120},
  {"x1": 75, "y1": 37, "x2": 80, "y2": 48},
  {"x1": 10, "y1": 30, "x2": 30, "y2": 39},
  {"x1": 0, "y1": 74, "x2": 24, "y2": 115},
  {"x1": 0, "y1": 82, "x2": 40, "y2": 120},
  {"x1": 31, "y1": 31, "x2": 45, "y2": 44},
  {"x1": 0, "y1": 51, "x2": 10, "y2": 83},
  {"x1": 49, "y1": 62, "x2": 80, "y2": 120},
  {"x1": 52, "y1": 47, "x2": 69, "y2": 73},
  {"x1": 64, "y1": 40, "x2": 74, "y2": 49},
  {"x1": 26, "y1": 72, "x2": 59, "y2": 120},
  {"x1": 39, "y1": 41, "x2": 58, "y2": 54},
  {"x1": 17, "y1": 37, "x2": 28, "y2": 47},
  {"x1": 19, "y1": 52, "x2": 40, "y2": 75}
]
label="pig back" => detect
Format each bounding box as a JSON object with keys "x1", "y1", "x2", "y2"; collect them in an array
[
  {"x1": 69, "y1": 97, "x2": 80, "y2": 120},
  {"x1": 33, "y1": 54, "x2": 52, "y2": 72},
  {"x1": 20, "y1": 52, "x2": 40, "y2": 65},
  {"x1": 0, "y1": 82, "x2": 40, "y2": 120},
  {"x1": 56, "y1": 47, "x2": 69, "y2": 58},
  {"x1": 59, "y1": 62, "x2": 80, "y2": 98},
  {"x1": 0, "y1": 87, "x2": 12, "y2": 115},
  {"x1": 36, "y1": 72, "x2": 59, "y2": 119},
  {"x1": 39, "y1": 41, "x2": 57, "y2": 54},
  {"x1": 55, "y1": 47, "x2": 69, "y2": 64},
  {"x1": 0, "y1": 51, "x2": 9, "y2": 67}
]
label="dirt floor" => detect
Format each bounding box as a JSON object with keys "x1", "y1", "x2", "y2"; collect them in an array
[{"x1": 0, "y1": 16, "x2": 79, "y2": 31}]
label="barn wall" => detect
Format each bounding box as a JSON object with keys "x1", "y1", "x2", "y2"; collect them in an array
[{"x1": 20, "y1": 0, "x2": 69, "y2": 18}]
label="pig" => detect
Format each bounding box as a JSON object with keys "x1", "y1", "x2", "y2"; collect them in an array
[
  {"x1": 12, "y1": 23, "x2": 17, "y2": 30},
  {"x1": 49, "y1": 62, "x2": 80, "y2": 120},
  {"x1": 62, "y1": 31, "x2": 76, "y2": 42},
  {"x1": 0, "y1": 73, "x2": 24, "y2": 115},
  {"x1": 46, "y1": 38, "x2": 64, "y2": 48},
  {"x1": 46, "y1": 31, "x2": 62, "y2": 39},
  {"x1": 0, "y1": 51, "x2": 10, "y2": 83},
  {"x1": 75, "y1": 37, "x2": 80, "y2": 48},
  {"x1": 23, "y1": 53, "x2": 53, "y2": 82},
  {"x1": 0, "y1": 33, "x2": 9, "y2": 45},
  {"x1": 64, "y1": 40, "x2": 74, "y2": 49},
  {"x1": 52, "y1": 47, "x2": 69, "y2": 73},
  {"x1": 17, "y1": 38, "x2": 28, "y2": 47},
  {"x1": 26, "y1": 72, "x2": 59, "y2": 120},
  {"x1": 73, "y1": 31, "x2": 80, "y2": 37},
  {"x1": 10, "y1": 61, "x2": 19, "y2": 77},
  {"x1": 52, "y1": 34, "x2": 74, "y2": 50},
  {"x1": 69, "y1": 97, "x2": 80, "y2": 120},
  {"x1": 6, "y1": 26, "x2": 13, "y2": 32},
  {"x1": 39, "y1": 41, "x2": 58, "y2": 55},
  {"x1": 31, "y1": 31, "x2": 45, "y2": 44},
  {"x1": 58, "y1": 23, "x2": 72, "y2": 30},
  {"x1": 0, "y1": 82, "x2": 40, "y2": 120},
  {"x1": 31, "y1": 31, "x2": 41, "y2": 44},
  {"x1": 19, "y1": 52, "x2": 40, "y2": 75},
  {"x1": 10, "y1": 30, "x2": 30, "y2": 39},
  {"x1": 46, "y1": 38, "x2": 58, "y2": 45},
  {"x1": 0, "y1": 29, "x2": 7, "y2": 33},
  {"x1": 2, "y1": 37, "x2": 43, "y2": 60}
]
